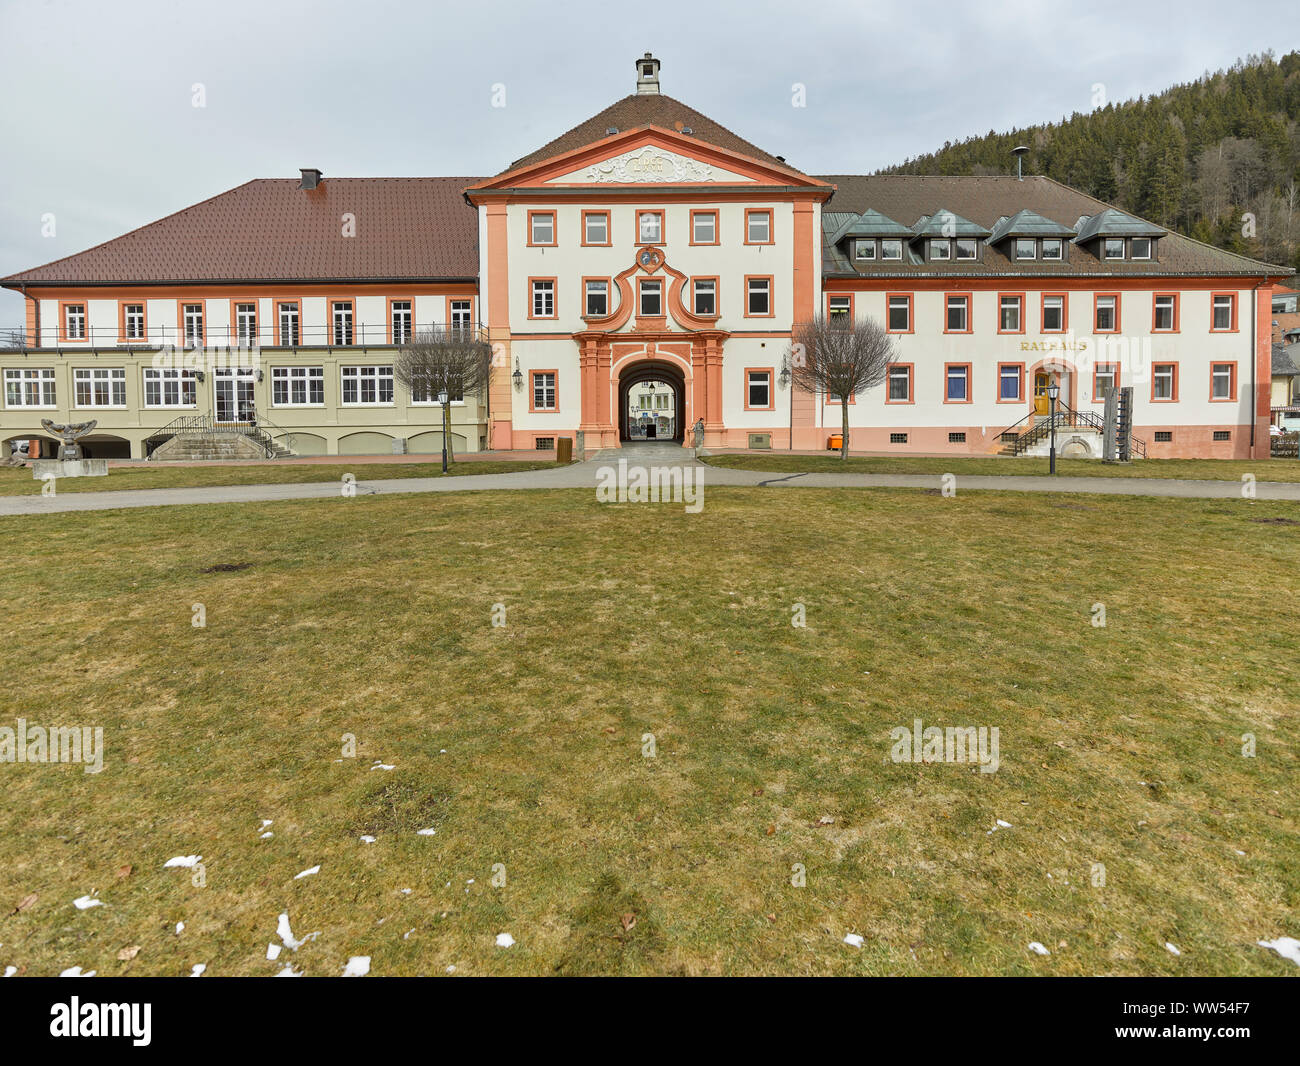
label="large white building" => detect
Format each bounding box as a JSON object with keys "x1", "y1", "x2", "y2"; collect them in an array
[{"x1": 2, "y1": 54, "x2": 1292, "y2": 460}]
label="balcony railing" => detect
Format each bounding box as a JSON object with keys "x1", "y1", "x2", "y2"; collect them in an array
[{"x1": 0, "y1": 323, "x2": 487, "y2": 351}]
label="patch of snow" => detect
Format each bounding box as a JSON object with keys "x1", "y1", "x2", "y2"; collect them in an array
[
  {"x1": 275, "y1": 965, "x2": 302, "y2": 977},
  {"x1": 59, "y1": 966, "x2": 95, "y2": 977},
  {"x1": 1165, "y1": 942, "x2": 1181, "y2": 956},
  {"x1": 266, "y1": 943, "x2": 281, "y2": 961},
  {"x1": 843, "y1": 933, "x2": 864, "y2": 948},
  {"x1": 175, "y1": 922, "x2": 184, "y2": 935},
  {"x1": 72, "y1": 895, "x2": 102, "y2": 910},
  {"x1": 1256, "y1": 937, "x2": 1300, "y2": 966},
  {"x1": 360, "y1": 835, "x2": 376, "y2": 844},
  {"x1": 259, "y1": 832, "x2": 273, "y2": 840},
  {"x1": 3, "y1": 966, "x2": 16, "y2": 977},
  {"x1": 416, "y1": 828, "x2": 436, "y2": 836},
  {"x1": 260, "y1": 820, "x2": 273, "y2": 829},
  {"x1": 1028, "y1": 942, "x2": 1050, "y2": 956},
  {"x1": 163, "y1": 856, "x2": 202, "y2": 869},
  {"x1": 370, "y1": 761, "x2": 395, "y2": 771},
  {"x1": 446, "y1": 965, "x2": 455, "y2": 973},
  {"x1": 403, "y1": 929, "x2": 415, "y2": 940},
  {"x1": 293, "y1": 865, "x2": 320, "y2": 880},
  {"x1": 342, "y1": 956, "x2": 370, "y2": 977},
  {"x1": 495, "y1": 933, "x2": 515, "y2": 948},
  {"x1": 190, "y1": 964, "x2": 206, "y2": 977},
  {"x1": 276, "y1": 912, "x2": 319, "y2": 951}
]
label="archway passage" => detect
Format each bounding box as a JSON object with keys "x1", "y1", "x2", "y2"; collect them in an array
[{"x1": 619, "y1": 361, "x2": 686, "y2": 443}]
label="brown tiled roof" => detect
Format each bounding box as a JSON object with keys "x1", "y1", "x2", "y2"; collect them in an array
[
  {"x1": 819, "y1": 174, "x2": 1291, "y2": 279},
  {"x1": 505, "y1": 93, "x2": 797, "y2": 173},
  {"x1": 1, "y1": 177, "x2": 483, "y2": 286}
]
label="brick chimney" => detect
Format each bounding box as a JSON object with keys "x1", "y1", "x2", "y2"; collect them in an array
[{"x1": 635, "y1": 53, "x2": 660, "y2": 95}]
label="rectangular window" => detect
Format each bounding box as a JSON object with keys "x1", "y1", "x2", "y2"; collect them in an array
[
  {"x1": 4, "y1": 367, "x2": 57, "y2": 407},
  {"x1": 886, "y1": 294, "x2": 911, "y2": 332},
  {"x1": 142, "y1": 368, "x2": 196, "y2": 407},
  {"x1": 746, "y1": 369, "x2": 772, "y2": 410},
  {"x1": 1094, "y1": 363, "x2": 1119, "y2": 401},
  {"x1": 999, "y1": 294, "x2": 1023, "y2": 333},
  {"x1": 1154, "y1": 431, "x2": 1172, "y2": 442},
  {"x1": 531, "y1": 280, "x2": 555, "y2": 319},
  {"x1": 1041, "y1": 238, "x2": 1063, "y2": 260},
  {"x1": 746, "y1": 277, "x2": 772, "y2": 316},
  {"x1": 887, "y1": 364, "x2": 912, "y2": 402},
  {"x1": 945, "y1": 294, "x2": 969, "y2": 332},
  {"x1": 390, "y1": 300, "x2": 413, "y2": 345},
  {"x1": 1153, "y1": 294, "x2": 1177, "y2": 332},
  {"x1": 182, "y1": 303, "x2": 204, "y2": 346},
  {"x1": 1211, "y1": 362, "x2": 1236, "y2": 401},
  {"x1": 449, "y1": 299, "x2": 472, "y2": 331},
  {"x1": 331, "y1": 301, "x2": 354, "y2": 345},
  {"x1": 583, "y1": 211, "x2": 609, "y2": 245},
  {"x1": 1212, "y1": 430, "x2": 1231, "y2": 441},
  {"x1": 64, "y1": 304, "x2": 87, "y2": 341},
  {"x1": 693, "y1": 279, "x2": 716, "y2": 317},
  {"x1": 999, "y1": 364, "x2": 1023, "y2": 402},
  {"x1": 745, "y1": 209, "x2": 772, "y2": 244},
  {"x1": 955, "y1": 238, "x2": 978, "y2": 260},
  {"x1": 1042, "y1": 294, "x2": 1066, "y2": 332},
  {"x1": 1130, "y1": 237, "x2": 1152, "y2": 260},
  {"x1": 535, "y1": 437, "x2": 554, "y2": 450},
  {"x1": 584, "y1": 280, "x2": 608, "y2": 318},
  {"x1": 889, "y1": 432, "x2": 908, "y2": 444},
  {"x1": 855, "y1": 239, "x2": 876, "y2": 260},
  {"x1": 1152, "y1": 363, "x2": 1177, "y2": 401},
  {"x1": 690, "y1": 210, "x2": 717, "y2": 245},
  {"x1": 1103, "y1": 238, "x2": 1125, "y2": 260},
  {"x1": 411, "y1": 377, "x2": 463, "y2": 405},
  {"x1": 341, "y1": 365, "x2": 394, "y2": 405},
  {"x1": 828, "y1": 295, "x2": 851, "y2": 326},
  {"x1": 880, "y1": 239, "x2": 903, "y2": 261},
  {"x1": 948, "y1": 432, "x2": 966, "y2": 443},
  {"x1": 1211, "y1": 294, "x2": 1236, "y2": 331},
  {"x1": 1014, "y1": 238, "x2": 1036, "y2": 260},
  {"x1": 639, "y1": 279, "x2": 663, "y2": 317},
  {"x1": 272, "y1": 366, "x2": 324, "y2": 406},
  {"x1": 529, "y1": 211, "x2": 555, "y2": 246},
  {"x1": 277, "y1": 301, "x2": 300, "y2": 346},
  {"x1": 122, "y1": 303, "x2": 146, "y2": 341},
  {"x1": 1095, "y1": 294, "x2": 1118, "y2": 332},
  {"x1": 638, "y1": 210, "x2": 663, "y2": 243},
  {"x1": 233, "y1": 302, "x2": 257, "y2": 345},
  {"x1": 73, "y1": 367, "x2": 126, "y2": 407},
  {"x1": 945, "y1": 364, "x2": 970, "y2": 402},
  {"x1": 531, "y1": 370, "x2": 556, "y2": 411},
  {"x1": 930, "y1": 239, "x2": 951, "y2": 260}
]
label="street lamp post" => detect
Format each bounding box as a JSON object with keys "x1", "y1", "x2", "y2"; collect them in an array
[
  {"x1": 438, "y1": 389, "x2": 449, "y2": 473},
  {"x1": 1047, "y1": 381, "x2": 1061, "y2": 475}
]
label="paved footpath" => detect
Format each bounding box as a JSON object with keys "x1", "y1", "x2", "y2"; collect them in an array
[{"x1": 2, "y1": 451, "x2": 1298, "y2": 515}]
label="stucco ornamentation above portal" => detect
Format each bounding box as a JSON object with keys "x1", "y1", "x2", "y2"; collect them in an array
[{"x1": 548, "y1": 147, "x2": 752, "y2": 184}]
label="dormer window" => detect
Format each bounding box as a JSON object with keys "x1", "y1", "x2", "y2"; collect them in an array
[
  {"x1": 855, "y1": 239, "x2": 876, "y2": 261},
  {"x1": 881, "y1": 239, "x2": 903, "y2": 261},
  {"x1": 1014, "y1": 238, "x2": 1036, "y2": 260},
  {"x1": 1042, "y1": 238, "x2": 1063, "y2": 260},
  {"x1": 1130, "y1": 237, "x2": 1152, "y2": 260},
  {"x1": 1103, "y1": 238, "x2": 1125, "y2": 260},
  {"x1": 930, "y1": 239, "x2": 951, "y2": 261},
  {"x1": 954, "y1": 238, "x2": 978, "y2": 260}
]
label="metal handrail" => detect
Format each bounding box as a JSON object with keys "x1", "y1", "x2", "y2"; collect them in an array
[
  {"x1": 1, "y1": 322, "x2": 487, "y2": 351},
  {"x1": 999, "y1": 401, "x2": 1146, "y2": 459},
  {"x1": 148, "y1": 411, "x2": 296, "y2": 459}
]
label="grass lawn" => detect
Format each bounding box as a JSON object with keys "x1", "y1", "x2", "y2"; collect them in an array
[
  {"x1": 0, "y1": 487, "x2": 1296, "y2": 976},
  {"x1": 0, "y1": 458, "x2": 562, "y2": 496},
  {"x1": 704, "y1": 452, "x2": 1300, "y2": 482}
]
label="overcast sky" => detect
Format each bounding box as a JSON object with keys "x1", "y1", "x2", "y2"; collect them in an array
[{"x1": 0, "y1": 0, "x2": 1285, "y2": 330}]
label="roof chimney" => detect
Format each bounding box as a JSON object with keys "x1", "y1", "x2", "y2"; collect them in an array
[
  {"x1": 636, "y1": 53, "x2": 661, "y2": 95},
  {"x1": 1010, "y1": 146, "x2": 1029, "y2": 181},
  {"x1": 298, "y1": 168, "x2": 323, "y2": 190}
]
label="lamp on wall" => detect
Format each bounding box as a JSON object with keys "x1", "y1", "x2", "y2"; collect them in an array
[
  {"x1": 512, "y1": 357, "x2": 523, "y2": 392},
  {"x1": 195, "y1": 370, "x2": 205, "y2": 384},
  {"x1": 778, "y1": 354, "x2": 791, "y2": 389},
  {"x1": 256, "y1": 369, "x2": 264, "y2": 383}
]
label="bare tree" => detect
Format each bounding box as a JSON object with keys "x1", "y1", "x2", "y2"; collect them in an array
[
  {"x1": 391, "y1": 326, "x2": 492, "y2": 469},
  {"x1": 790, "y1": 313, "x2": 897, "y2": 459}
]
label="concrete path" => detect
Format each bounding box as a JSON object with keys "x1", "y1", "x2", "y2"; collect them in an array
[{"x1": 3, "y1": 452, "x2": 1299, "y2": 516}]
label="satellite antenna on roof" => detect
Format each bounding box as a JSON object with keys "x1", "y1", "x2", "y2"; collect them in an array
[{"x1": 1011, "y1": 146, "x2": 1029, "y2": 181}]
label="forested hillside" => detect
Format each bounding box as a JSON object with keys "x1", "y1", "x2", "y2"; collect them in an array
[{"x1": 881, "y1": 51, "x2": 1300, "y2": 270}]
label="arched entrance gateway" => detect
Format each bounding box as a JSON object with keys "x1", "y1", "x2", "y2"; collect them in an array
[{"x1": 618, "y1": 360, "x2": 686, "y2": 443}]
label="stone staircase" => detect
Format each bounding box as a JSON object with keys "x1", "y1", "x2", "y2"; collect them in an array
[{"x1": 147, "y1": 415, "x2": 296, "y2": 461}]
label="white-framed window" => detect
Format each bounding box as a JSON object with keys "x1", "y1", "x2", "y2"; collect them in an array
[
  {"x1": 945, "y1": 365, "x2": 970, "y2": 402},
  {"x1": 234, "y1": 302, "x2": 257, "y2": 345},
  {"x1": 277, "y1": 302, "x2": 300, "y2": 346},
  {"x1": 1211, "y1": 362, "x2": 1234, "y2": 400},
  {"x1": 880, "y1": 239, "x2": 903, "y2": 260},
  {"x1": 341, "y1": 365, "x2": 394, "y2": 405},
  {"x1": 1212, "y1": 294, "x2": 1235, "y2": 330},
  {"x1": 1014, "y1": 238, "x2": 1036, "y2": 260},
  {"x1": 531, "y1": 280, "x2": 555, "y2": 318},
  {"x1": 693, "y1": 279, "x2": 716, "y2": 316},
  {"x1": 584, "y1": 212, "x2": 608, "y2": 245},
  {"x1": 1154, "y1": 294, "x2": 1177, "y2": 331},
  {"x1": 955, "y1": 238, "x2": 978, "y2": 259},
  {"x1": 855, "y1": 239, "x2": 876, "y2": 260},
  {"x1": 73, "y1": 367, "x2": 126, "y2": 408},
  {"x1": 64, "y1": 304, "x2": 87, "y2": 340},
  {"x1": 411, "y1": 378, "x2": 463, "y2": 405},
  {"x1": 142, "y1": 367, "x2": 197, "y2": 408},
  {"x1": 746, "y1": 370, "x2": 772, "y2": 409},
  {"x1": 747, "y1": 278, "x2": 771, "y2": 315},
  {"x1": 1130, "y1": 237, "x2": 1152, "y2": 260},
  {"x1": 585, "y1": 280, "x2": 608, "y2": 317},
  {"x1": 1094, "y1": 364, "x2": 1118, "y2": 400},
  {"x1": 391, "y1": 300, "x2": 413, "y2": 345},
  {"x1": 1103, "y1": 238, "x2": 1125, "y2": 260},
  {"x1": 930, "y1": 239, "x2": 951, "y2": 260},
  {"x1": 638, "y1": 211, "x2": 662, "y2": 243},
  {"x1": 887, "y1": 365, "x2": 911, "y2": 401},
  {"x1": 182, "y1": 303, "x2": 204, "y2": 346},
  {"x1": 945, "y1": 295, "x2": 969, "y2": 332},
  {"x1": 999, "y1": 295, "x2": 1022, "y2": 332},
  {"x1": 122, "y1": 303, "x2": 145, "y2": 341},
  {"x1": 530, "y1": 212, "x2": 555, "y2": 245},
  {"x1": 1042, "y1": 238, "x2": 1063, "y2": 260},
  {"x1": 4, "y1": 367, "x2": 57, "y2": 407},
  {"x1": 1153, "y1": 363, "x2": 1176, "y2": 400},
  {"x1": 691, "y1": 211, "x2": 716, "y2": 244},
  {"x1": 1095, "y1": 295, "x2": 1117, "y2": 331},
  {"x1": 449, "y1": 299, "x2": 472, "y2": 330},
  {"x1": 746, "y1": 210, "x2": 772, "y2": 243},
  {"x1": 532, "y1": 371, "x2": 556, "y2": 410},
  {"x1": 828, "y1": 295, "x2": 851, "y2": 326},
  {"x1": 332, "y1": 301, "x2": 354, "y2": 345},
  {"x1": 1043, "y1": 295, "x2": 1065, "y2": 331},
  {"x1": 999, "y1": 364, "x2": 1022, "y2": 401},
  {"x1": 639, "y1": 280, "x2": 663, "y2": 317},
  {"x1": 887, "y1": 295, "x2": 910, "y2": 331},
  {"x1": 271, "y1": 366, "x2": 324, "y2": 406}
]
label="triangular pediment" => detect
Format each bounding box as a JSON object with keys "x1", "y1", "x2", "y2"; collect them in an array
[{"x1": 546, "y1": 144, "x2": 754, "y2": 185}]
